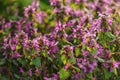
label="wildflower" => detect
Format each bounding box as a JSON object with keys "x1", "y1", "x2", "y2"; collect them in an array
[
  {"x1": 32, "y1": 38, "x2": 39, "y2": 50},
  {"x1": 78, "y1": 63, "x2": 83, "y2": 68},
  {"x1": 19, "y1": 67, "x2": 24, "y2": 73},
  {"x1": 35, "y1": 68, "x2": 39, "y2": 76},
  {"x1": 49, "y1": 0, "x2": 57, "y2": 6},
  {"x1": 3, "y1": 53, "x2": 8, "y2": 59},
  {"x1": 52, "y1": 46, "x2": 58, "y2": 53},
  {"x1": 75, "y1": 0, "x2": 80, "y2": 3},
  {"x1": 64, "y1": 63, "x2": 69, "y2": 69},
  {"x1": 113, "y1": 61, "x2": 120, "y2": 68},
  {"x1": 52, "y1": 73, "x2": 58, "y2": 79},
  {"x1": 28, "y1": 68, "x2": 32, "y2": 77},
  {"x1": 12, "y1": 52, "x2": 21, "y2": 58},
  {"x1": 35, "y1": 11, "x2": 46, "y2": 23}
]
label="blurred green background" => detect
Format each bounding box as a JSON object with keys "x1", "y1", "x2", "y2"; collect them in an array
[{"x1": 0, "y1": 0, "x2": 52, "y2": 20}]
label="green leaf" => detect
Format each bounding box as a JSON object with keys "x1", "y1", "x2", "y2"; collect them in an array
[
  {"x1": 113, "y1": 67, "x2": 118, "y2": 76},
  {"x1": 48, "y1": 56, "x2": 53, "y2": 62},
  {"x1": 16, "y1": 43, "x2": 22, "y2": 50},
  {"x1": 17, "y1": 58, "x2": 26, "y2": 65},
  {"x1": 18, "y1": 0, "x2": 32, "y2": 7},
  {"x1": 12, "y1": 60, "x2": 18, "y2": 66},
  {"x1": 92, "y1": 48, "x2": 97, "y2": 55},
  {"x1": 86, "y1": 46, "x2": 91, "y2": 52},
  {"x1": 104, "y1": 70, "x2": 112, "y2": 79},
  {"x1": 0, "y1": 59, "x2": 5, "y2": 65},
  {"x1": 75, "y1": 47, "x2": 80, "y2": 57},
  {"x1": 106, "y1": 32, "x2": 115, "y2": 39},
  {"x1": 62, "y1": 38, "x2": 73, "y2": 46},
  {"x1": 59, "y1": 68, "x2": 70, "y2": 80},
  {"x1": 72, "y1": 66, "x2": 80, "y2": 72},
  {"x1": 14, "y1": 74, "x2": 20, "y2": 79},
  {"x1": 118, "y1": 16, "x2": 120, "y2": 24},
  {"x1": 61, "y1": 55, "x2": 67, "y2": 64},
  {"x1": 40, "y1": 0, "x2": 52, "y2": 10},
  {"x1": 1, "y1": 76, "x2": 7, "y2": 80},
  {"x1": 97, "y1": 57, "x2": 104, "y2": 62},
  {"x1": 32, "y1": 57, "x2": 41, "y2": 67},
  {"x1": 68, "y1": 57, "x2": 76, "y2": 64}
]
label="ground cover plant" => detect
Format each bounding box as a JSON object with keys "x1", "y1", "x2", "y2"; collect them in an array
[{"x1": 0, "y1": 0, "x2": 120, "y2": 80}]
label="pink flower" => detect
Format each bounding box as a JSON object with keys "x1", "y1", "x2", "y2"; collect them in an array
[
  {"x1": 113, "y1": 61, "x2": 120, "y2": 68},
  {"x1": 35, "y1": 68, "x2": 39, "y2": 76},
  {"x1": 78, "y1": 63, "x2": 83, "y2": 68},
  {"x1": 35, "y1": 12, "x2": 46, "y2": 23},
  {"x1": 19, "y1": 67, "x2": 24, "y2": 73},
  {"x1": 12, "y1": 52, "x2": 21, "y2": 58},
  {"x1": 49, "y1": 0, "x2": 57, "y2": 6},
  {"x1": 28, "y1": 68, "x2": 32, "y2": 77},
  {"x1": 64, "y1": 63, "x2": 69, "y2": 69}
]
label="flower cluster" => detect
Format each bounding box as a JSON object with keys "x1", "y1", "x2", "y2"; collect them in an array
[{"x1": 0, "y1": 0, "x2": 120, "y2": 80}]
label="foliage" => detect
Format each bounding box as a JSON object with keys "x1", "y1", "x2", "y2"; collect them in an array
[{"x1": 0, "y1": 0, "x2": 120, "y2": 80}]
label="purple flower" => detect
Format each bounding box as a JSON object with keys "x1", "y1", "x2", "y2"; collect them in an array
[
  {"x1": 11, "y1": 44, "x2": 16, "y2": 51},
  {"x1": 35, "y1": 68, "x2": 39, "y2": 76},
  {"x1": 44, "y1": 77, "x2": 49, "y2": 80},
  {"x1": 49, "y1": 0, "x2": 57, "y2": 6},
  {"x1": 114, "y1": 24, "x2": 119, "y2": 35},
  {"x1": 64, "y1": 63, "x2": 69, "y2": 69},
  {"x1": 65, "y1": 6, "x2": 72, "y2": 15},
  {"x1": 52, "y1": 73, "x2": 58, "y2": 79},
  {"x1": 66, "y1": 0, "x2": 71, "y2": 4},
  {"x1": 113, "y1": 61, "x2": 120, "y2": 68},
  {"x1": 24, "y1": 1, "x2": 39, "y2": 17},
  {"x1": 3, "y1": 38, "x2": 8, "y2": 49},
  {"x1": 12, "y1": 52, "x2": 21, "y2": 58},
  {"x1": 35, "y1": 11, "x2": 46, "y2": 23},
  {"x1": 89, "y1": 65, "x2": 94, "y2": 71},
  {"x1": 83, "y1": 67, "x2": 87, "y2": 72},
  {"x1": 64, "y1": 45, "x2": 74, "y2": 52},
  {"x1": 3, "y1": 53, "x2": 8, "y2": 59},
  {"x1": 28, "y1": 68, "x2": 32, "y2": 77},
  {"x1": 32, "y1": 38, "x2": 39, "y2": 50},
  {"x1": 19, "y1": 67, "x2": 24, "y2": 73},
  {"x1": 5, "y1": 22, "x2": 12, "y2": 28},
  {"x1": 52, "y1": 46, "x2": 58, "y2": 53},
  {"x1": 54, "y1": 8, "x2": 60, "y2": 13},
  {"x1": 78, "y1": 63, "x2": 83, "y2": 68},
  {"x1": 22, "y1": 39, "x2": 29, "y2": 48},
  {"x1": 82, "y1": 50, "x2": 88, "y2": 57},
  {"x1": 75, "y1": 0, "x2": 80, "y2": 3}
]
